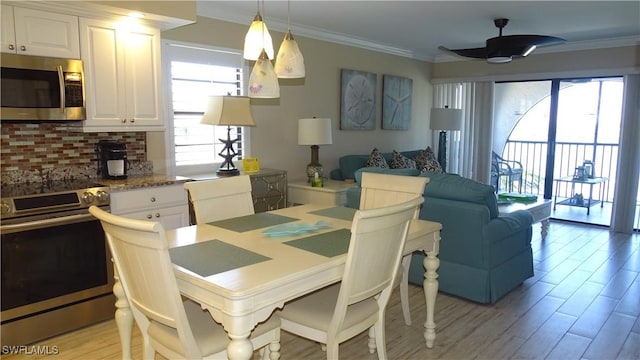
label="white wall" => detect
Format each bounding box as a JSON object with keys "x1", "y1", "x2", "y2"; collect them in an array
[{"x1": 151, "y1": 16, "x2": 433, "y2": 180}]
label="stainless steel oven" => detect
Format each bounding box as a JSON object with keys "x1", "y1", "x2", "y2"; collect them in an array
[{"x1": 0, "y1": 180, "x2": 113, "y2": 346}]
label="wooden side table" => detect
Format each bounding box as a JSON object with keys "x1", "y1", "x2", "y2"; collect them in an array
[
  {"x1": 288, "y1": 179, "x2": 355, "y2": 206},
  {"x1": 499, "y1": 199, "x2": 552, "y2": 240}
]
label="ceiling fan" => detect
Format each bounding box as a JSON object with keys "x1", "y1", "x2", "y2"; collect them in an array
[{"x1": 438, "y1": 18, "x2": 565, "y2": 63}]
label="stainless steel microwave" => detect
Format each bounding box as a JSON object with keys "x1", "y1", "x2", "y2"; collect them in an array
[{"x1": 1, "y1": 54, "x2": 86, "y2": 121}]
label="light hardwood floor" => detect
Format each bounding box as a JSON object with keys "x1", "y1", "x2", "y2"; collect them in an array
[{"x1": 4, "y1": 221, "x2": 639, "y2": 360}]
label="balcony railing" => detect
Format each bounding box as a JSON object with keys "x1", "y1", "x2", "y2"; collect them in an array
[{"x1": 502, "y1": 140, "x2": 618, "y2": 202}]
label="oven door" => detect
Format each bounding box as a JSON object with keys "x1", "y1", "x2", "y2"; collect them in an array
[{"x1": 1, "y1": 210, "x2": 114, "y2": 323}]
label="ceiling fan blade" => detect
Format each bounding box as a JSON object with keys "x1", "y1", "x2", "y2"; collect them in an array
[
  {"x1": 438, "y1": 45, "x2": 487, "y2": 59},
  {"x1": 493, "y1": 34, "x2": 566, "y2": 47}
]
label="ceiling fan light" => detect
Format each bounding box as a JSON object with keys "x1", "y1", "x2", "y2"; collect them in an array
[
  {"x1": 487, "y1": 56, "x2": 512, "y2": 64},
  {"x1": 243, "y1": 13, "x2": 275, "y2": 60},
  {"x1": 248, "y1": 49, "x2": 280, "y2": 98},
  {"x1": 522, "y1": 45, "x2": 537, "y2": 57},
  {"x1": 275, "y1": 30, "x2": 305, "y2": 78}
]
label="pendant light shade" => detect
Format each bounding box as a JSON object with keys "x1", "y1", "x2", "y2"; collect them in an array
[
  {"x1": 248, "y1": 49, "x2": 280, "y2": 98},
  {"x1": 275, "y1": 30, "x2": 305, "y2": 78},
  {"x1": 243, "y1": 12, "x2": 274, "y2": 60}
]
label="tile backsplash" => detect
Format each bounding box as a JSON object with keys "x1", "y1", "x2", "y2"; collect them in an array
[{"x1": 1, "y1": 122, "x2": 148, "y2": 183}]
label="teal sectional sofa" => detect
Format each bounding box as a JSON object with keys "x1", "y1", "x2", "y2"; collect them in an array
[{"x1": 330, "y1": 150, "x2": 534, "y2": 304}]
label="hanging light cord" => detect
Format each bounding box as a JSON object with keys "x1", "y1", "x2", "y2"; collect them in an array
[{"x1": 287, "y1": 0, "x2": 291, "y2": 31}]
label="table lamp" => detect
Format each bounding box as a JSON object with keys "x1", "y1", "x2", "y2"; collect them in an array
[
  {"x1": 430, "y1": 106, "x2": 463, "y2": 172},
  {"x1": 201, "y1": 96, "x2": 256, "y2": 176},
  {"x1": 298, "y1": 117, "x2": 332, "y2": 183}
]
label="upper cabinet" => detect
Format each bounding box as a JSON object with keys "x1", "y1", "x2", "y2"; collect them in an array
[
  {"x1": 79, "y1": 18, "x2": 163, "y2": 132},
  {"x1": 1, "y1": 5, "x2": 80, "y2": 58}
]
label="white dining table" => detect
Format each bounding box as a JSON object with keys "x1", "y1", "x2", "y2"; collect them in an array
[{"x1": 112, "y1": 204, "x2": 442, "y2": 360}]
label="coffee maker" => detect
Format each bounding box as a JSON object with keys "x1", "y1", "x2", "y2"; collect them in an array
[{"x1": 96, "y1": 140, "x2": 128, "y2": 179}]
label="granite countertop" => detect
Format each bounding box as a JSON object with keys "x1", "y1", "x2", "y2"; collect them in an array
[{"x1": 99, "y1": 174, "x2": 192, "y2": 192}]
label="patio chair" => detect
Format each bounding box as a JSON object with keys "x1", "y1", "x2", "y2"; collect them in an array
[
  {"x1": 492, "y1": 151, "x2": 523, "y2": 193},
  {"x1": 89, "y1": 206, "x2": 281, "y2": 359}
]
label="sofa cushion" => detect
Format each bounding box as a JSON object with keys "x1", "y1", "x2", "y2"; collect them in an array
[
  {"x1": 414, "y1": 147, "x2": 443, "y2": 173},
  {"x1": 420, "y1": 171, "x2": 499, "y2": 218},
  {"x1": 390, "y1": 150, "x2": 417, "y2": 169},
  {"x1": 365, "y1": 148, "x2": 389, "y2": 168},
  {"x1": 353, "y1": 167, "x2": 421, "y2": 185}
]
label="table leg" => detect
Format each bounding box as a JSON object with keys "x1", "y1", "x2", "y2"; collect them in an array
[
  {"x1": 541, "y1": 219, "x2": 550, "y2": 240},
  {"x1": 113, "y1": 271, "x2": 133, "y2": 360},
  {"x1": 227, "y1": 332, "x2": 254, "y2": 360},
  {"x1": 423, "y1": 250, "x2": 439, "y2": 349}
]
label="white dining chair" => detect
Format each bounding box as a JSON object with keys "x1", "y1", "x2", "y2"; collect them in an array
[
  {"x1": 359, "y1": 172, "x2": 429, "y2": 326},
  {"x1": 184, "y1": 175, "x2": 254, "y2": 224},
  {"x1": 277, "y1": 196, "x2": 424, "y2": 359},
  {"x1": 89, "y1": 206, "x2": 280, "y2": 360}
]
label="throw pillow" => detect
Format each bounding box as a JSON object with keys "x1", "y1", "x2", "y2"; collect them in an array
[
  {"x1": 365, "y1": 148, "x2": 389, "y2": 168},
  {"x1": 414, "y1": 147, "x2": 443, "y2": 173},
  {"x1": 390, "y1": 150, "x2": 417, "y2": 169}
]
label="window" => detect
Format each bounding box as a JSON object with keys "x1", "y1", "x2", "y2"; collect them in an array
[{"x1": 163, "y1": 41, "x2": 247, "y2": 175}]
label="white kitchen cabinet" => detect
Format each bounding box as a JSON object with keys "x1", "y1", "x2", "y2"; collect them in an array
[
  {"x1": 79, "y1": 17, "x2": 163, "y2": 132},
  {"x1": 110, "y1": 185, "x2": 189, "y2": 230},
  {"x1": 1, "y1": 5, "x2": 80, "y2": 58}
]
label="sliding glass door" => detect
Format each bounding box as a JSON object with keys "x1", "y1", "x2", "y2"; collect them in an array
[{"x1": 496, "y1": 77, "x2": 623, "y2": 226}]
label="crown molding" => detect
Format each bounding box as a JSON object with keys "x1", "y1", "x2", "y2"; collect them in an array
[{"x1": 198, "y1": 4, "x2": 638, "y2": 63}]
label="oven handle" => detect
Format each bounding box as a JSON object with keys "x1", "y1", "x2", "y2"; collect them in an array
[
  {"x1": 57, "y1": 65, "x2": 65, "y2": 114},
  {"x1": 1, "y1": 213, "x2": 97, "y2": 233}
]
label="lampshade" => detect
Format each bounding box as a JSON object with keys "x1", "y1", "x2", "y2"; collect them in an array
[
  {"x1": 248, "y1": 50, "x2": 280, "y2": 98},
  {"x1": 275, "y1": 30, "x2": 305, "y2": 78},
  {"x1": 201, "y1": 96, "x2": 256, "y2": 127},
  {"x1": 243, "y1": 12, "x2": 274, "y2": 60},
  {"x1": 429, "y1": 107, "x2": 463, "y2": 131},
  {"x1": 298, "y1": 118, "x2": 332, "y2": 145}
]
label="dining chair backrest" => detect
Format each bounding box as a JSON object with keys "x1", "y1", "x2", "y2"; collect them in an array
[
  {"x1": 332, "y1": 196, "x2": 424, "y2": 335},
  {"x1": 359, "y1": 172, "x2": 428, "y2": 218},
  {"x1": 358, "y1": 171, "x2": 429, "y2": 326},
  {"x1": 89, "y1": 206, "x2": 202, "y2": 358},
  {"x1": 184, "y1": 175, "x2": 254, "y2": 224}
]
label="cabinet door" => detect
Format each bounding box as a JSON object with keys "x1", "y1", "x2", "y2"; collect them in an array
[
  {"x1": 79, "y1": 18, "x2": 127, "y2": 127},
  {"x1": 79, "y1": 18, "x2": 162, "y2": 132},
  {"x1": 117, "y1": 205, "x2": 189, "y2": 230},
  {"x1": 1, "y1": 5, "x2": 16, "y2": 54},
  {"x1": 13, "y1": 7, "x2": 80, "y2": 58},
  {"x1": 124, "y1": 25, "x2": 162, "y2": 127}
]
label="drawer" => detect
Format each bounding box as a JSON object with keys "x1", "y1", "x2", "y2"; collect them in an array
[
  {"x1": 111, "y1": 184, "x2": 188, "y2": 214},
  {"x1": 253, "y1": 196, "x2": 286, "y2": 213}
]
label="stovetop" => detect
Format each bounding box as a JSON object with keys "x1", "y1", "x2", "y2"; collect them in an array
[{"x1": 1, "y1": 179, "x2": 106, "y2": 198}]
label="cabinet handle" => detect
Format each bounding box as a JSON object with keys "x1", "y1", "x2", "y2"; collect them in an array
[
  {"x1": 121, "y1": 119, "x2": 127, "y2": 123},
  {"x1": 155, "y1": 213, "x2": 160, "y2": 218},
  {"x1": 130, "y1": 119, "x2": 135, "y2": 123},
  {"x1": 19, "y1": 45, "x2": 26, "y2": 51},
  {"x1": 150, "y1": 197, "x2": 156, "y2": 202},
  {"x1": 146, "y1": 214, "x2": 152, "y2": 219},
  {"x1": 8, "y1": 44, "x2": 14, "y2": 50}
]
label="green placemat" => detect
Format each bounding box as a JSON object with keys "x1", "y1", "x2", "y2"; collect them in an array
[
  {"x1": 284, "y1": 229, "x2": 351, "y2": 257},
  {"x1": 308, "y1": 206, "x2": 356, "y2": 221},
  {"x1": 170, "y1": 239, "x2": 271, "y2": 277},
  {"x1": 208, "y1": 213, "x2": 298, "y2": 232}
]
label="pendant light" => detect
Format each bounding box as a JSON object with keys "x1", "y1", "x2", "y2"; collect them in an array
[
  {"x1": 274, "y1": 0, "x2": 305, "y2": 78},
  {"x1": 243, "y1": 0, "x2": 274, "y2": 60},
  {"x1": 249, "y1": 50, "x2": 280, "y2": 98}
]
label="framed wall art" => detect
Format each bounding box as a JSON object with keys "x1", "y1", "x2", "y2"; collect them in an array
[
  {"x1": 382, "y1": 75, "x2": 412, "y2": 130},
  {"x1": 340, "y1": 69, "x2": 377, "y2": 130}
]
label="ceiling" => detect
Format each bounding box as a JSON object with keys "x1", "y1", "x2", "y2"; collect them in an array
[{"x1": 196, "y1": 1, "x2": 640, "y2": 62}]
